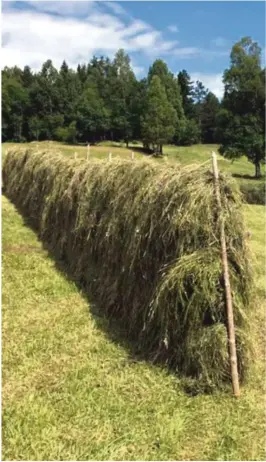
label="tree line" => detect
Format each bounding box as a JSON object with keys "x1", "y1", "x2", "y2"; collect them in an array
[{"x1": 2, "y1": 36, "x2": 265, "y2": 176}]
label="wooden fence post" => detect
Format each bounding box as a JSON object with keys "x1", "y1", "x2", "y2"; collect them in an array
[
  {"x1": 108, "y1": 152, "x2": 112, "y2": 161},
  {"x1": 74, "y1": 152, "x2": 77, "y2": 160},
  {"x1": 131, "y1": 151, "x2": 135, "y2": 161},
  {"x1": 211, "y1": 151, "x2": 240, "y2": 397}
]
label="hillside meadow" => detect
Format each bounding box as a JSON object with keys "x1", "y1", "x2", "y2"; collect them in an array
[
  {"x1": 2, "y1": 140, "x2": 265, "y2": 182},
  {"x1": 2, "y1": 142, "x2": 265, "y2": 460}
]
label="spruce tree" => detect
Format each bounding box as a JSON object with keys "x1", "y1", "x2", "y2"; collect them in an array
[{"x1": 141, "y1": 75, "x2": 177, "y2": 155}]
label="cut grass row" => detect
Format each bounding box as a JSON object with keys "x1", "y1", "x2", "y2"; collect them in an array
[
  {"x1": 2, "y1": 195, "x2": 265, "y2": 461},
  {"x1": 2, "y1": 141, "x2": 265, "y2": 187},
  {"x1": 2, "y1": 148, "x2": 253, "y2": 387}
]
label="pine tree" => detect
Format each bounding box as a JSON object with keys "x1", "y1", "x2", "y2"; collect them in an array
[
  {"x1": 148, "y1": 60, "x2": 185, "y2": 148},
  {"x1": 76, "y1": 84, "x2": 110, "y2": 142},
  {"x1": 108, "y1": 49, "x2": 136, "y2": 145},
  {"x1": 141, "y1": 76, "x2": 177, "y2": 155},
  {"x1": 177, "y1": 70, "x2": 195, "y2": 118},
  {"x1": 2, "y1": 69, "x2": 29, "y2": 141},
  {"x1": 201, "y1": 92, "x2": 220, "y2": 143}
]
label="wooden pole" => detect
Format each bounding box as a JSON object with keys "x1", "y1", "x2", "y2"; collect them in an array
[
  {"x1": 211, "y1": 151, "x2": 240, "y2": 397},
  {"x1": 131, "y1": 151, "x2": 135, "y2": 161},
  {"x1": 74, "y1": 152, "x2": 77, "y2": 160},
  {"x1": 87, "y1": 144, "x2": 90, "y2": 161},
  {"x1": 108, "y1": 152, "x2": 112, "y2": 161}
]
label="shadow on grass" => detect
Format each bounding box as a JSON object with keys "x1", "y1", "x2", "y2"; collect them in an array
[
  {"x1": 232, "y1": 173, "x2": 265, "y2": 180},
  {"x1": 128, "y1": 145, "x2": 154, "y2": 156},
  {"x1": 127, "y1": 145, "x2": 165, "y2": 158}
]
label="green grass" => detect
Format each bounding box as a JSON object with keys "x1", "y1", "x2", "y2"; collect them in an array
[
  {"x1": 2, "y1": 194, "x2": 265, "y2": 461},
  {"x1": 2, "y1": 141, "x2": 265, "y2": 187},
  {"x1": 2, "y1": 141, "x2": 144, "y2": 162}
]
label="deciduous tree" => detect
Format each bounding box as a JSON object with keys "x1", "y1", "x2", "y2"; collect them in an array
[{"x1": 217, "y1": 37, "x2": 265, "y2": 177}]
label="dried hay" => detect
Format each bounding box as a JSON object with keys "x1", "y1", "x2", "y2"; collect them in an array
[{"x1": 2, "y1": 148, "x2": 253, "y2": 389}]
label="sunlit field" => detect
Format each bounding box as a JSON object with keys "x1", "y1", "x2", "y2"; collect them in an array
[{"x1": 2, "y1": 141, "x2": 265, "y2": 460}]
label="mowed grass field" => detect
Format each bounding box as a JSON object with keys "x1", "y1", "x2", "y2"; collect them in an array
[
  {"x1": 2, "y1": 142, "x2": 265, "y2": 460},
  {"x1": 2, "y1": 140, "x2": 265, "y2": 186}
]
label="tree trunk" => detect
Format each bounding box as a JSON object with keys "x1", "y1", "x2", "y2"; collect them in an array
[{"x1": 255, "y1": 162, "x2": 261, "y2": 178}]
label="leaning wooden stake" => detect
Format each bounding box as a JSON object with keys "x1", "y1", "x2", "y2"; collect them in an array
[{"x1": 212, "y1": 151, "x2": 240, "y2": 397}]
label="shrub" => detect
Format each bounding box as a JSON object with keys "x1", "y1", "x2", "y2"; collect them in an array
[
  {"x1": 3, "y1": 149, "x2": 253, "y2": 389},
  {"x1": 240, "y1": 182, "x2": 265, "y2": 205},
  {"x1": 55, "y1": 122, "x2": 77, "y2": 144}
]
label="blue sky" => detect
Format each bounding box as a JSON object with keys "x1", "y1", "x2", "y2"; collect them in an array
[{"x1": 2, "y1": 1, "x2": 265, "y2": 97}]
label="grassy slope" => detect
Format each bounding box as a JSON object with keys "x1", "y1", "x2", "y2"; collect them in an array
[
  {"x1": 2, "y1": 194, "x2": 265, "y2": 461},
  {"x1": 2, "y1": 141, "x2": 265, "y2": 186}
]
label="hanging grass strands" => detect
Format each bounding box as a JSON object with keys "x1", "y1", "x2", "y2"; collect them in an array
[{"x1": 2, "y1": 148, "x2": 253, "y2": 391}]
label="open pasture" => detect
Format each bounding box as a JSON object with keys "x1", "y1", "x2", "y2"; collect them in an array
[
  {"x1": 2, "y1": 141, "x2": 265, "y2": 183},
  {"x1": 2, "y1": 143, "x2": 265, "y2": 461},
  {"x1": 2, "y1": 194, "x2": 265, "y2": 461}
]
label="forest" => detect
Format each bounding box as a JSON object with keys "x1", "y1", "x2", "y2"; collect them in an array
[{"x1": 2, "y1": 36, "x2": 265, "y2": 176}]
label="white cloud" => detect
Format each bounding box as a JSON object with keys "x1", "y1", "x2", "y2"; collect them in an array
[
  {"x1": 121, "y1": 20, "x2": 152, "y2": 37},
  {"x1": 129, "y1": 31, "x2": 177, "y2": 53},
  {"x1": 168, "y1": 47, "x2": 228, "y2": 59},
  {"x1": 85, "y1": 12, "x2": 123, "y2": 30},
  {"x1": 1, "y1": 2, "x2": 229, "y2": 75},
  {"x1": 132, "y1": 64, "x2": 145, "y2": 77},
  {"x1": 168, "y1": 25, "x2": 178, "y2": 33},
  {"x1": 4, "y1": 1, "x2": 96, "y2": 17},
  {"x1": 1, "y1": 4, "x2": 183, "y2": 70},
  {"x1": 211, "y1": 37, "x2": 228, "y2": 48},
  {"x1": 190, "y1": 72, "x2": 224, "y2": 99},
  {"x1": 103, "y1": 1, "x2": 129, "y2": 18}
]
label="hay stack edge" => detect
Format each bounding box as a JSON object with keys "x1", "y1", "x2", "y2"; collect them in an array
[{"x1": 3, "y1": 148, "x2": 253, "y2": 389}]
